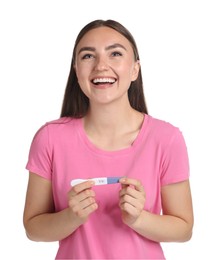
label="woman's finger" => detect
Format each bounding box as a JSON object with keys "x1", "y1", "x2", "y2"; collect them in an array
[
  {"x1": 69, "y1": 180, "x2": 95, "y2": 196},
  {"x1": 119, "y1": 177, "x2": 145, "y2": 193}
]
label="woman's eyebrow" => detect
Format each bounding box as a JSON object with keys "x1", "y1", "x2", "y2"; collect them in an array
[
  {"x1": 78, "y1": 46, "x2": 95, "y2": 54},
  {"x1": 105, "y1": 43, "x2": 127, "y2": 51},
  {"x1": 78, "y1": 43, "x2": 127, "y2": 54}
]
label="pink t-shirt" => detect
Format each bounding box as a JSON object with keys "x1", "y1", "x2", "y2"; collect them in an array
[{"x1": 26, "y1": 114, "x2": 189, "y2": 259}]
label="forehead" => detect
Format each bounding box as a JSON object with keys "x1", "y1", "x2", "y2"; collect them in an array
[{"x1": 76, "y1": 26, "x2": 133, "y2": 51}]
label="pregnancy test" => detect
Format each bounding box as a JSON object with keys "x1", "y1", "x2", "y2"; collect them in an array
[{"x1": 71, "y1": 177, "x2": 121, "y2": 187}]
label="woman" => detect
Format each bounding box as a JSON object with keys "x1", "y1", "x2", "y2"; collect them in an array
[{"x1": 23, "y1": 19, "x2": 194, "y2": 259}]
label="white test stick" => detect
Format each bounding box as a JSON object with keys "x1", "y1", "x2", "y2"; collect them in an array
[{"x1": 71, "y1": 177, "x2": 121, "y2": 187}]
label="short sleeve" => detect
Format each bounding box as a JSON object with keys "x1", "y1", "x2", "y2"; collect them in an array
[
  {"x1": 26, "y1": 124, "x2": 52, "y2": 180},
  {"x1": 160, "y1": 129, "x2": 189, "y2": 186}
]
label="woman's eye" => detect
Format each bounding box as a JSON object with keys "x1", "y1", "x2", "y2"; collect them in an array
[
  {"x1": 81, "y1": 54, "x2": 93, "y2": 59},
  {"x1": 111, "y1": 51, "x2": 122, "y2": 57}
]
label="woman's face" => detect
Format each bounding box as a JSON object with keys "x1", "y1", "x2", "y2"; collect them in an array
[{"x1": 74, "y1": 26, "x2": 139, "y2": 106}]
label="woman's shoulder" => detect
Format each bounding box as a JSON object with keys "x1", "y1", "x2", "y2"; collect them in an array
[
  {"x1": 44, "y1": 116, "x2": 81, "y2": 128},
  {"x1": 147, "y1": 114, "x2": 178, "y2": 129},
  {"x1": 146, "y1": 114, "x2": 183, "y2": 141},
  {"x1": 46, "y1": 116, "x2": 75, "y2": 125},
  {"x1": 34, "y1": 117, "x2": 80, "y2": 138}
]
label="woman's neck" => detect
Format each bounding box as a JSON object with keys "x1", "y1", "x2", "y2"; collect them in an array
[
  {"x1": 84, "y1": 101, "x2": 136, "y2": 133},
  {"x1": 82, "y1": 101, "x2": 144, "y2": 151}
]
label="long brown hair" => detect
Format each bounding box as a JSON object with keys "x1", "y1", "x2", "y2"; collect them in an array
[{"x1": 60, "y1": 19, "x2": 148, "y2": 118}]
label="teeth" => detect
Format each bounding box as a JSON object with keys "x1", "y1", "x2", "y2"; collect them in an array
[{"x1": 93, "y1": 78, "x2": 116, "y2": 84}]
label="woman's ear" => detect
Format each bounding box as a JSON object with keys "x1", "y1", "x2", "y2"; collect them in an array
[{"x1": 131, "y1": 60, "x2": 140, "y2": 81}]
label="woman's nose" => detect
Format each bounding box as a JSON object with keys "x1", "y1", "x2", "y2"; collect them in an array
[{"x1": 94, "y1": 56, "x2": 109, "y2": 71}]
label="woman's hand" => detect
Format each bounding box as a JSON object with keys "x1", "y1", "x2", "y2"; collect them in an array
[
  {"x1": 119, "y1": 179, "x2": 193, "y2": 242},
  {"x1": 119, "y1": 178, "x2": 146, "y2": 227},
  {"x1": 67, "y1": 181, "x2": 98, "y2": 225}
]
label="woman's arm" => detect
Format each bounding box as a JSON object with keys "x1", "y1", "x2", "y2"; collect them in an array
[
  {"x1": 23, "y1": 172, "x2": 97, "y2": 242},
  {"x1": 119, "y1": 178, "x2": 194, "y2": 242}
]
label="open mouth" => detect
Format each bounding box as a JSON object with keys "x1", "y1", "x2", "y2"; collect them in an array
[{"x1": 91, "y1": 78, "x2": 117, "y2": 85}]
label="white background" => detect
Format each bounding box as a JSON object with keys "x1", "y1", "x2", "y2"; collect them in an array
[{"x1": 0, "y1": 0, "x2": 216, "y2": 259}]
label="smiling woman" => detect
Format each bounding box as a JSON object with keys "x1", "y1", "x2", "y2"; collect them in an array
[
  {"x1": 23, "y1": 19, "x2": 193, "y2": 259},
  {"x1": 61, "y1": 19, "x2": 147, "y2": 118},
  {"x1": 74, "y1": 26, "x2": 140, "y2": 105}
]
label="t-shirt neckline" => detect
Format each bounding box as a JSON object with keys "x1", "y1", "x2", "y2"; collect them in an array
[{"x1": 76, "y1": 114, "x2": 149, "y2": 156}]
